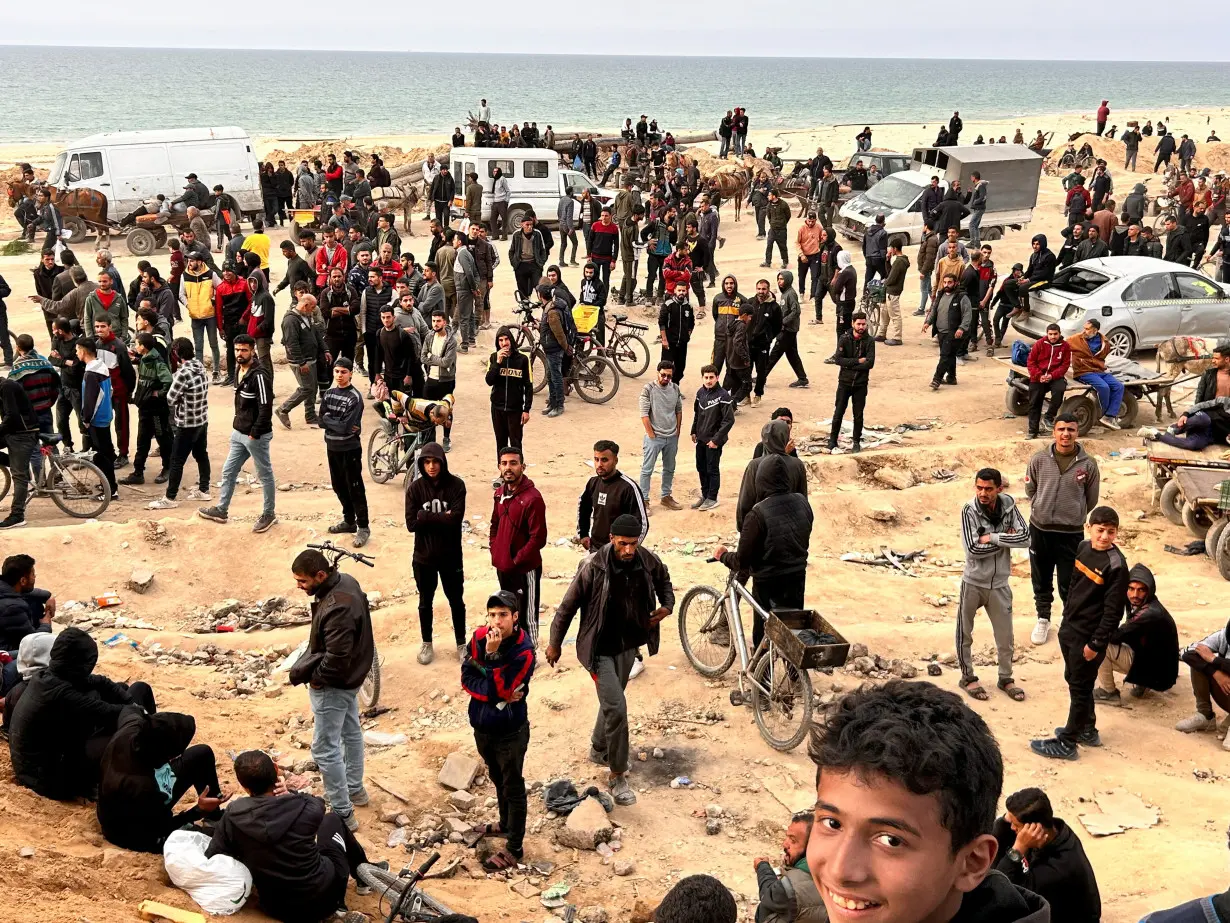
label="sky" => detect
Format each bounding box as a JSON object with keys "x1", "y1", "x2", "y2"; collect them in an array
[{"x1": 6, "y1": 1, "x2": 1229, "y2": 60}]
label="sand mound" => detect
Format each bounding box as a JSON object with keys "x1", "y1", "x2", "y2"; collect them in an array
[{"x1": 258, "y1": 142, "x2": 450, "y2": 172}]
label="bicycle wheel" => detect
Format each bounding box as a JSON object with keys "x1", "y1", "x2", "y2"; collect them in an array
[
  {"x1": 0, "y1": 466, "x2": 9, "y2": 504},
  {"x1": 50, "y1": 457, "x2": 110, "y2": 518},
  {"x1": 610, "y1": 332, "x2": 651, "y2": 378},
  {"x1": 366, "y1": 428, "x2": 402, "y2": 484},
  {"x1": 531, "y1": 347, "x2": 547, "y2": 394},
  {"x1": 359, "y1": 648, "x2": 382, "y2": 711},
  {"x1": 572, "y1": 355, "x2": 620, "y2": 404},
  {"x1": 678, "y1": 585, "x2": 737, "y2": 678},
  {"x1": 751, "y1": 646, "x2": 813, "y2": 752}
]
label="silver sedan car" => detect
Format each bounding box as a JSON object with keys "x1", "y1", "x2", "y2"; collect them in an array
[{"x1": 1011, "y1": 256, "x2": 1230, "y2": 356}]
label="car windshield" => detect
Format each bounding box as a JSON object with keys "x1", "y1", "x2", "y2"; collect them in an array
[
  {"x1": 48, "y1": 152, "x2": 66, "y2": 185},
  {"x1": 863, "y1": 175, "x2": 920, "y2": 209},
  {"x1": 1049, "y1": 266, "x2": 1111, "y2": 295}
]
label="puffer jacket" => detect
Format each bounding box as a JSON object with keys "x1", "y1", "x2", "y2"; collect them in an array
[{"x1": 461, "y1": 625, "x2": 535, "y2": 734}]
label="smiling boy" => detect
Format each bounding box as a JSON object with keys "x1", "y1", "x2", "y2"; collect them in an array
[{"x1": 806, "y1": 680, "x2": 1050, "y2": 923}]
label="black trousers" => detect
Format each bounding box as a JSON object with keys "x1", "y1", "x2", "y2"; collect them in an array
[
  {"x1": 262, "y1": 812, "x2": 369, "y2": 922},
  {"x1": 661, "y1": 341, "x2": 689, "y2": 385},
  {"x1": 1029, "y1": 529, "x2": 1081, "y2": 621},
  {"x1": 88, "y1": 424, "x2": 118, "y2": 492},
  {"x1": 165, "y1": 424, "x2": 210, "y2": 499},
  {"x1": 491, "y1": 407, "x2": 524, "y2": 459},
  {"x1": 513, "y1": 262, "x2": 540, "y2": 300},
  {"x1": 768, "y1": 330, "x2": 807, "y2": 382},
  {"x1": 750, "y1": 347, "x2": 772, "y2": 396},
  {"x1": 364, "y1": 337, "x2": 383, "y2": 383},
  {"x1": 695, "y1": 443, "x2": 722, "y2": 500},
  {"x1": 765, "y1": 228, "x2": 788, "y2": 264},
  {"x1": 750, "y1": 571, "x2": 805, "y2": 651},
  {"x1": 413, "y1": 560, "x2": 466, "y2": 645},
  {"x1": 55, "y1": 388, "x2": 89, "y2": 451},
  {"x1": 831, "y1": 382, "x2": 867, "y2": 445},
  {"x1": 865, "y1": 256, "x2": 887, "y2": 282},
  {"x1": 835, "y1": 298, "x2": 854, "y2": 339},
  {"x1": 327, "y1": 448, "x2": 368, "y2": 528},
  {"x1": 645, "y1": 252, "x2": 666, "y2": 298},
  {"x1": 434, "y1": 201, "x2": 450, "y2": 226},
  {"x1": 932, "y1": 331, "x2": 957, "y2": 384},
  {"x1": 133, "y1": 397, "x2": 171, "y2": 475},
  {"x1": 797, "y1": 255, "x2": 819, "y2": 297},
  {"x1": 1027, "y1": 379, "x2": 1066, "y2": 435},
  {"x1": 326, "y1": 332, "x2": 357, "y2": 367},
  {"x1": 474, "y1": 723, "x2": 530, "y2": 856},
  {"x1": 690, "y1": 273, "x2": 707, "y2": 308},
  {"x1": 724, "y1": 365, "x2": 752, "y2": 404},
  {"x1": 1059, "y1": 628, "x2": 1104, "y2": 740},
  {"x1": 223, "y1": 321, "x2": 245, "y2": 380}
]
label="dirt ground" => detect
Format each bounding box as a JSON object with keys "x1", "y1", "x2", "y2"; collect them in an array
[{"x1": 1, "y1": 162, "x2": 1228, "y2": 923}]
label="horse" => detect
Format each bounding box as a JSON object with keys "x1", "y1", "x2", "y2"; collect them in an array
[
  {"x1": 6, "y1": 179, "x2": 109, "y2": 246},
  {"x1": 1155, "y1": 335, "x2": 1216, "y2": 419}
]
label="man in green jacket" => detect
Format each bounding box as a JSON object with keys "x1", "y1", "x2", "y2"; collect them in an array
[
  {"x1": 760, "y1": 191, "x2": 791, "y2": 269},
  {"x1": 119, "y1": 332, "x2": 172, "y2": 485},
  {"x1": 752, "y1": 812, "x2": 826, "y2": 923},
  {"x1": 617, "y1": 207, "x2": 644, "y2": 306},
  {"x1": 878, "y1": 237, "x2": 910, "y2": 346}
]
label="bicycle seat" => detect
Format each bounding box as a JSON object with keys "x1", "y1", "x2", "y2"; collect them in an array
[
  {"x1": 612, "y1": 313, "x2": 628, "y2": 322},
  {"x1": 39, "y1": 433, "x2": 62, "y2": 446}
]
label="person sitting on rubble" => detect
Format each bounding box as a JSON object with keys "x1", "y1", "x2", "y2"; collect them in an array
[
  {"x1": 1176, "y1": 617, "x2": 1230, "y2": 747},
  {"x1": 1093, "y1": 563, "x2": 1178, "y2": 704},
  {"x1": 753, "y1": 811, "x2": 826, "y2": 922}
]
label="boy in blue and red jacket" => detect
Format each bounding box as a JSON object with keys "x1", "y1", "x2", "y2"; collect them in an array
[{"x1": 461, "y1": 589, "x2": 535, "y2": 868}]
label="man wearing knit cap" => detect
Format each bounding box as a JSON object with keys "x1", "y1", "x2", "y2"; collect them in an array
[{"x1": 547, "y1": 513, "x2": 674, "y2": 807}]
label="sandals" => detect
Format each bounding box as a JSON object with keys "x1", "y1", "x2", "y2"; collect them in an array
[
  {"x1": 959, "y1": 676, "x2": 990, "y2": 701},
  {"x1": 463, "y1": 822, "x2": 503, "y2": 848},
  {"x1": 481, "y1": 848, "x2": 520, "y2": 871},
  {"x1": 998, "y1": 678, "x2": 1026, "y2": 701}
]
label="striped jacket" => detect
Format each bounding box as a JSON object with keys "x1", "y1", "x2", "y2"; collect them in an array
[
  {"x1": 1024, "y1": 444, "x2": 1101, "y2": 533},
  {"x1": 960, "y1": 494, "x2": 1030, "y2": 589}
]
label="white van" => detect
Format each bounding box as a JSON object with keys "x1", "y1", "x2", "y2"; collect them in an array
[
  {"x1": 47, "y1": 126, "x2": 263, "y2": 221},
  {"x1": 447, "y1": 148, "x2": 615, "y2": 229}
]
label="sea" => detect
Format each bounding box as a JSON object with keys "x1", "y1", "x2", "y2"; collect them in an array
[{"x1": 3, "y1": 47, "x2": 1228, "y2": 144}]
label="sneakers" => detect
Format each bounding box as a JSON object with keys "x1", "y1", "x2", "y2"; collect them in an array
[
  {"x1": 957, "y1": 353, "x2": 978, "y2": 363},
  {"x1": 609, "y1": 774, "x2": 637, "y2": 806},
  {"x1": 0, "y1": 514, "x2": 26, "y2": 530},
  {"x1": 884, "y1": 339, "x2": 903, "y2": 346},
  {"x1": 1030, "y1": 737, "x2": 1079, "y2": 760},
  {"x1": 154, "y1": 470, "x2": 169, "y2": 484},
  {"x1": 788, "y1": 379, "x2": 809, "y2": 388},
  {"x1": 1137, "y1": 425, "x2": 1161, "y2": 439},
  {"x1": 660, "y1": 496, "x2": 683, "y2": 511},
  {"x1": 119, "y1": 471, "x2": 145, "y2": 485},
  {"x1": 443, "y1": 437, "x2": 452, "y2": 453},
  {"x1": 588, "y1": 747, "x2": 608, "y2": 766},
  {"x1": 1176, "y1": 712, "x2": 1216, "y2": 732},
  {"x1": 328, "y1": 521, "x2": 358, "y2": 534},
  {"x1": 874, "y1": 334, "x2": 886, "y2": 342},
  {"x1": 457, "y1": 645, "x2": 467, "y2": 663},
  {"x1": 1030, "y1": 618, "x2": 1050, "y2": 645},
  {"x1": 546, "y1": 407, "x2": 564, "y2": 418},
  {"x1": 1099, "y1": 415, "x2": 1121, "y2": 430},
  {"x1": 1093, "y1": 688, "x2": 1121, "y2": 704},
  {"x1": 629, "y1": 658, "x2": 645, "y2": 679},
  {"x1": 697, "y1": 498, "x2": 719, "y2": 511},
  {"x1": 147, "y1": 497, "x2": 180, "y2": 510},
  {"x1": 850, "y1": 441, "x2": 862, "y2": 454},
  {"x1": 349, "y1": 786, "x2": 370, "y2": 807},
  {"x1": 1055, "y1": 726, "x2": 1102, "y2": 747},
  {"x1": 197, "y1": 505, "x2": 229, "y2": 523},
  {"x1": 689, "y1": 497, "x2": 706, "y2": 509},
  {"x1": 211, "y1": 370, "x2": 223, "y2": 385},
  {"x1": 751, "y1": 394, "x2": 762, "y2": 406},
  {"x1": 929, "y1": 380, "x2": 941, "y2": 391},
  {"x1": 252, "y1": 512, "x2": 277, "y2": 533},
  {"x1": 354, "y1": 528, "x2": 370, "y2": 548},
  {"x1": 276, "y1": 408, "x2": 292, "y2": 429},
  {"x1": 113, "y1": 454, "x2": 130, "y2": 469},
  {"x1": 184, "y1": 487, "x2": 211, "y2": 501},
  {"x1": 417, "y1": 642, "x2": 435, "y2": 665},
  {"x1": 339, "y1": 811, "x2": 359, "y2": 832}
]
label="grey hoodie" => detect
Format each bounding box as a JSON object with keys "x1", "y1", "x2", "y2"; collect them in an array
[
  {"x1": 961, "y1": 493, "x2": 1029, "y2": 589},
  {"x1": 777, "y1": 270, "x2": 800, "y2": 332}
]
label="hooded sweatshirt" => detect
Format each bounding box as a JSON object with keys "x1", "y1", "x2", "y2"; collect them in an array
[
  {"x1": 0, "y1": 579, "x2": 51, "y2": 653},
  {"x1": 736, "y1": 420, "x2": 808, "y2": 530},
  {"x1": 720, "y1": 455, "x2": 812, "y2": 580},
  {"x1": 711, "y1": 275, "x2": 746, "y2": 339},
  {"x1": 960, "y1": 493, "x2": 1030, "y2": 589},
  {"x1": 1026, "y1": 234, "x2": 1057, "y2": 285},
  {"x1": 490, "y1": 475, "x2": 548, "y2": 575},
  {"x1": 993, "y1": 818, "x2": 1098, "y2": 923},
  {"x1": 462, "y1": 624, "x2": 536, "y2": 735},
  {"x1": 243, "y1": 270, "x2": 276, "y2": 340},
  {"x1": 405, "y1": 442, "x2": 467, "y2": 566},
  {"x1": 1109, "y1": 563, "x2": 1179, "y2": 691},
  {"x1": 777, "y1": 270, "x2": 801, "y2": 332},
  {"x1": 485, "y1": 327, "x2": 533, "y2": 413}
]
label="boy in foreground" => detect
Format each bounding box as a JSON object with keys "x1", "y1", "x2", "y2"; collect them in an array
[
  {"x1": 806, "y1": 680, "x2": 1049, "y2": 923},
  {"x1": 461, "y1": 590, "x2": 535, "y2": 870},
  {"x1": 1032, "y1": 506, "x2": 1128, "y2": 760}
]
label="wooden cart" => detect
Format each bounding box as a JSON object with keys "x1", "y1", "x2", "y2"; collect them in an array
[
  {"x1": 1167, "y1": 466, "x2": 1230, "y2": 580},
  {"x1": 1148, "y1": 444, "x2": 1230, "y2": 524}
]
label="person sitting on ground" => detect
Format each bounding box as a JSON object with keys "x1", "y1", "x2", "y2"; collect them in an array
[
  {"x1": 806, "y1": 680, "x2": 1049, "y2": 923},
  {"x1": 97, "y1": 708, "x2": 228, "y2": 853},
  {"x1": 1176, "y1": 616, "x2": 1230, "y2": 747},
  {"x1": 206, "y1": 749, "x2": 380, "y2": 923},
  {"x1": 753, "y1": 811, "x2": 826, "y2": 923},
  {"x1": 8, "y1": 627, "x2": 156, "y2": 800},
  {"x1": 1141, "y1": 341, "x2": 1230, "y2": 450},
  {"x1": 655, "y1": 874, "x2": 738, "y2": 923},
  {"x1": 993, "y1": 787, "x2": 1100, "y2": 923},
  {"x1": 1138, "y1": 823, "x2": 1230, "y2": 922},
  {"x1": 1093, "y1": 563, "x2": 1178, "y2": 704},
  {"x1": 2, "y1": 632, "x2": 53, "y2": 725},
  {"x1": 0, "y1": 553, "x2": 53, "y2": 656}
]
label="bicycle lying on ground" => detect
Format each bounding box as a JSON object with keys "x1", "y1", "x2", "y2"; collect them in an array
[
  {"x1": 677, "y1": 559, "x2": 849, "y2": 751},
  {"x1": 354, "y1": 852, "x2": 475, "y2": 923},
  {"x1": 0, "y1": 433, "x2": 111, "y2": 520}
]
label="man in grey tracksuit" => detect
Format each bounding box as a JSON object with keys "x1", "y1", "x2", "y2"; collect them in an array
[
  {"x1": 277, "y1": 296, "x2": 324, "y2": 427},
  {"x1": 957, "y1": 468, "x2": 1030, "y2": 701}
]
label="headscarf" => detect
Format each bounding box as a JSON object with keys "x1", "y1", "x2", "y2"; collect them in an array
[{"x1": 836, "y1": 251, "x2": 853, "y2": 271}]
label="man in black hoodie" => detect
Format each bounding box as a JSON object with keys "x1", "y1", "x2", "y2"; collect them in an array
[
  {"x1": 830, "y1": 311, "x2": 875, "y2": 452},
  {"x1": 931, "y1": 188, "x2": 970, "y2": 238},
  {"x1": 406, "y1": 442, "x2": 468, "y2": 664},
  {"x1": 8, "y1": 627, "x2": 155, "y2": 800},
  {"x1": 97, "y1": 708, "x2": 226, "y2": 853},
  {"x1": 806, "y1": 681, "x2": 1050, "y2": 923},
  {"x1": 207, "y1": 749, "x2": 374, "y2": 923},
  {"x1": 1026, "y1": 234, "x2": 1057, "y2": 286},
  {"x1": 1093, "y1": 563, "x2": 1178, "y2": 703},
  {"x1": 486, "y1": 326, "x2": 533, "y2": 457},
  {"x1": 993, "y1": 788, "x2": 1100, "y2": 923}
]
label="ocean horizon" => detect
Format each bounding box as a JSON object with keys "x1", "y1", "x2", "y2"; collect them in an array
[{"x1": 3, "y1": 46, "x2": 1227, "y2": 144}]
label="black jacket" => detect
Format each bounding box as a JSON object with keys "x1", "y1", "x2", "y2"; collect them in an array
[
  {"x1": 405, "y1": 442, "x2": 467, "y2": 567},
  {"x1": 1026, "y1": 234, "x2": 1057, "y2": 285},
  {"x1": 1058, "y1": 540, "x2": 1128, "y2": 650},
  {"x1": 288, "y1": 571, "x2": 375, "y2": 690},
  {"x1": 206, "y1": 792, "x2": 339, "y2": 921},
  {"x1": 721, "y1": 456, "x2": 812, "y2": 580},
  {"x1": 834, "y1": 329, "x2": 875, "y2": 387},
  {"x1": 658, "y1": 295, "x2": 695, "y2": 345},
  {"x1": 1164, "y1": 226, "x2": 1193, "y2": 263},
  {"x1": 231, "y1": 363, "x2": 274, "y2": 437},
  {"x1": 578, "y1": 470, "x2": 647, "y2": 546},
  {"x1": 691, "y1": 384, "x2": 736, "y2": 446},
  {"x1": 993, "y1": 818, "x2": 1098, "y2": 923},
  {"x1": 0, "y1": 579, "x2": 50, "y2": 652},
  {"x1": 1111, "y1": 563, "x2": 1179, "y2": 690},
  {"x1": 8, "y1": 627, "x2": 136, "y2": 799},
  {"x1": 737, "y1": 421, "x2": 808, "y2": 531},
  {"x1": 486, "y1": 328, "x2": 533, "y2": 413},
  {"x1": 931, "y1": 191, "x2": 970, "y2": 235},
  {"x1": 97, "y1": 709, "x2": 206, "y2": 852},
  {"x1": 747, "y1": 297, "x2": 783, "y2": 349}
]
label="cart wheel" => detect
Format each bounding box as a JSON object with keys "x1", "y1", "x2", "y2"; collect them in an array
[
  {"x1": 1115, "y1": 393, "x2": 1139, "y2": 429},
  {"x1": 1218, "y1": 525, "x2": 1230, "y2": 582},
  {"x1": 1182, "y1": 501, "x2": 1214, "y2": 540},
  {"x1": 1206, "y1": 519, "x2": 1230, "y2": 561},
  {"x1": 1004, "y1": 384, "x2": 1030, "y2": 416},
  {"x1": 126, "y1": 227, "x2": 157, "y2": 257},
  {"x1": 1159, "y1": 479, "x2": 1186, "y2": 527},
  {"x1": 1058, "y1": 395, "x2": 1096, "y2": 436},
  {"x1": 63, "y1": 215, "x2": 89, "y2": 243}
]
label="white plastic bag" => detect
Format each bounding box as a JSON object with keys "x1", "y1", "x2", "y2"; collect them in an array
[{"x1": 163, "y1": 829, "x2": 253, "y2": 915}]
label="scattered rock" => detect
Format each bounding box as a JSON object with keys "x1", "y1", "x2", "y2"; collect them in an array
[
  {"x1": 395, "y1": 814, "x2": 411, "y2": 828},
  {"x1": 705, "y1": 803, "x2": 723, "y2": 818},
  {"x1": 890, "y1": 660, "x2": 918, "y2": 679},
  {"x1": 578, "y1": 906, "x2": 610, "y2": 923},
  {"x1": 705, "y1": 818, "x2": 722, "y2": 835},
  {"x1": 438, "y1": 752, "x2": 480, "y2": 791},
  {"x1": 868, "y1": 504, "x2": 898, "y2": 523},
  {"x1": 941, "y1": 653, "x2": 959, "y2": 666},
  {"x1": 852, "y1": 656, "x2": 876, "y2": 675},
  {"x1": 848, "y1": 643, "x2": 869, "y2": 659},
  {"x1": 444, "y1": 817, "x2": 471, "y2": 835},
  {"x1": 449, "y1": 790, "x2": 478, "y2": 812},
  {"x1": 127, "y1": 567, "x2": 155, "y2": 593},
  {"x1": 18, "y1": 846, "x2": 34, "y2": 858},
  {"x1": 927, "y1": 663, "x2": 943, "y2": 677},
  {"x1": 557, "y1": 796, "x2": 614, "y2": 850},
  {"x1": 652, "y1": 747, "x2": 665, "y2": 759},
  {"x1": 873, "y1": 467, "x2": 916, "y2": 490},
  {"x1": 613, "y1": 859, "x2": 636, "y2": 876}
]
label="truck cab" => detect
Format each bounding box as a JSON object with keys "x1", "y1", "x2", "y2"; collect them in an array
[{"x1": 449, "y1": 147, "x2": 615, "y2": 228}]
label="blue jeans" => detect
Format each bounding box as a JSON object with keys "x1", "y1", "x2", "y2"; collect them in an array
[
  {"x1": 1157, "y1": 411, "x2": 1218, "y2": 451},
  {"x1": 640, "y1": 433, "x2": 678, "y2": 499},
  {"x1": 718, "y1": 136, "x2": 730, "y2": 158},
  {"x1": 919, "y1": 273, "x2": 932, "y2": 313},
  {"x1": 545, "y1": 350, "x2": 565, "y2": 410},
  {"x1": 191, "y1": 317, "x2": 220, "y2": 373},
  {"x1": 1078, "y1": 372, "x2": 1124, "y2": 417},
  {"x1": 218, "y1": 429, "x2": 276, "y2": 515},
  {"x1": 309, "y1": 685, "x2": 365, "y2": 819},
  {"x1": 968, "y1": 209, "x2": 984, "y2": 248}
]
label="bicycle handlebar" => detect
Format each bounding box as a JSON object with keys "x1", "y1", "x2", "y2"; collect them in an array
[
  {"x1": 418, "y1": 851, "x2": 441, "y2": 875},
  {"x1": 307, "y1": 542, "x2": 376, "y2": 567}
]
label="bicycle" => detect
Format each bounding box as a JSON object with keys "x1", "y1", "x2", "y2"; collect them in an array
[
  {"x1": 303, "y1": 541, "x2": 382, "y2": 711},
  {"x1": 0, "y1": 433, "x2": 111, "y2": 519},
  {"x1": 367, "y1": 418, "x2": 431, "y2": 487},
  {"x1": 510, "y1": 297, "x2": 540, "y2": 353},
  {"x1": 355, "y1": 852, "x2": 473, "y2": 923},
  {"x1": 529, "y1": 334, "x2": 620, "y2": 404},
  {"x1": 859, "y1": 280, "x2": 885, "y2": 333},
  {"x1": 677, "y1": 560, "x2": 848, "y2": 751},
  {"x1": 603, "y1": 312, "x2": 652, "y2": 378}
]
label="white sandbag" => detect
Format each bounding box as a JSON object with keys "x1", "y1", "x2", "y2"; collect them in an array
[{"x1": 163, "y1": 829, "x2": 252, "y2": 915}]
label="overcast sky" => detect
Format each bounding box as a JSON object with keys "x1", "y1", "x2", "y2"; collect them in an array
[{"x1": 6, "y1": 1, "x2": 1229, "y2": 59}]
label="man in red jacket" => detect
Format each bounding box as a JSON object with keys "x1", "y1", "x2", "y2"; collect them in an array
[
  {"x1": 490, "y1": 446, "x2": 548, "y2": 646},
  {"x1": 1025, "y1": 323, "x2": 1071, "y2": 439}
]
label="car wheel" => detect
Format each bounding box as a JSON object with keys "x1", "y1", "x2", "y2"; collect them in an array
[{"x1": 1105, "y1": 327, "x2": 1135, "y2": 358}]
